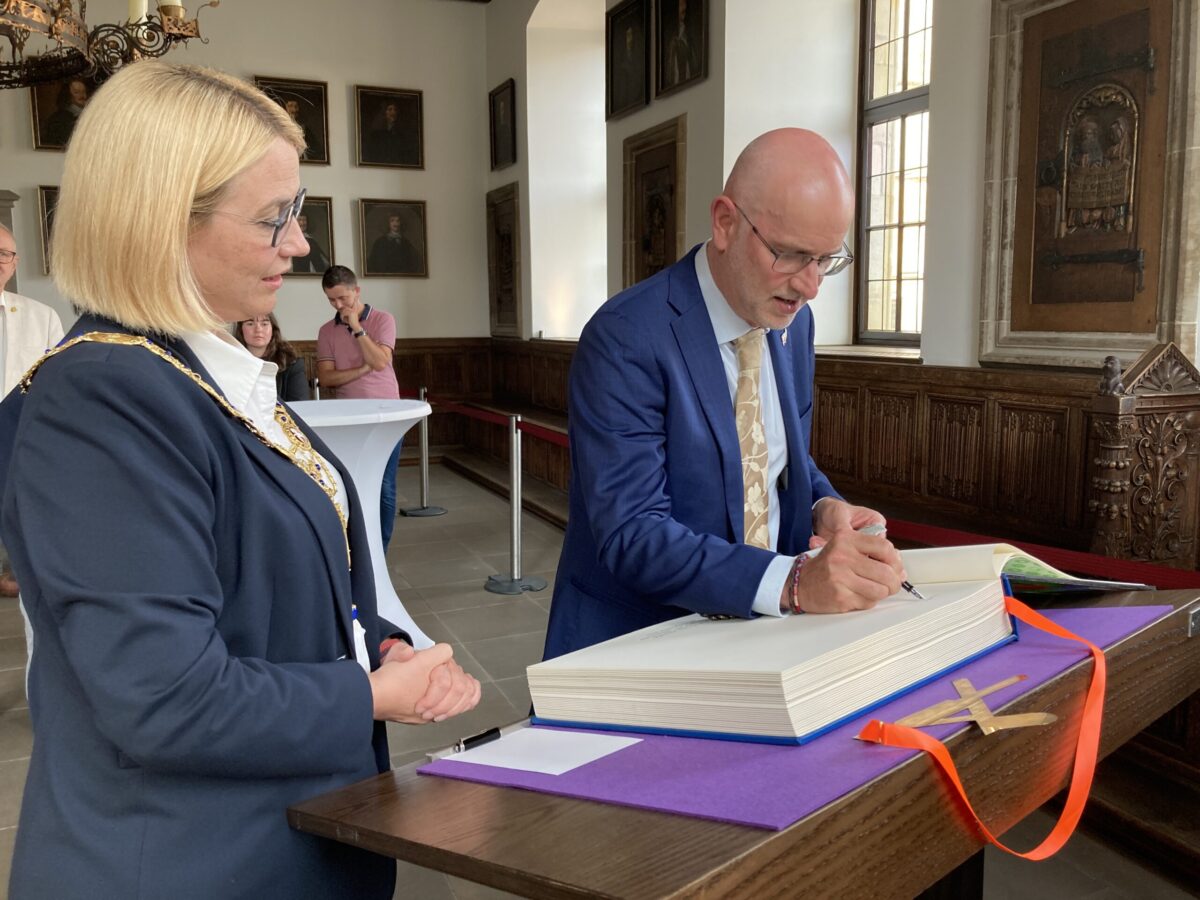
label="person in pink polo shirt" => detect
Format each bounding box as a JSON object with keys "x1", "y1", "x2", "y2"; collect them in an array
[{"x1": 317, "y1": 265, "x2": 403, "y2": 549}]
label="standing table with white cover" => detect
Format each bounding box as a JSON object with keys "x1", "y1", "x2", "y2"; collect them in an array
[{"x1": 290, "y1": 399, "x2": 432, "y2": 648}]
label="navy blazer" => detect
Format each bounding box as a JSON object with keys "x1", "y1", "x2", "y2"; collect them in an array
[
  {"x1": 543, "y1": 246, "x2": 839, "y2": 660},
  {"x1": 0, "y1": 315, "x2": 394, "y2": 899}
]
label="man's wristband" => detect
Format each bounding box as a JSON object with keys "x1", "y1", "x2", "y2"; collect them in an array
[
  {"x1": 353, "y1": 329, "x2": 366, "y2": 338},
  {"x1": 789, "y1": 553, "x2": 810, "y2": 614}
]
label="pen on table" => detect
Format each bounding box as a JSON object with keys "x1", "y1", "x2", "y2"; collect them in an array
[
  {"x1": 425, "y1": 718, "x2": 530, "y2": 762},
  {"x1": 813, "y1": 523, "x2": 928, "y2": 600}
]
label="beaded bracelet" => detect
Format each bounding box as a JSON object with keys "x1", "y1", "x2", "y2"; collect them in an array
[{"x1": 789, "y1": 553, "x2": 810, "y2": 614}]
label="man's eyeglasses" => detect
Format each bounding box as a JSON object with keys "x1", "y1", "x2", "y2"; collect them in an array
[
  {"x1": 732, "y1": 202, "x2": 853, "y2": 277},
  {"x1": 0, "y1": 250, "x2": 17, "y2": 264},
  {"x1": 212, "y1": 187, "x2": 307, "y2": 248}
]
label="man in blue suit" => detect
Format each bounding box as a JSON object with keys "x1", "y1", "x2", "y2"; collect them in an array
[{"x1": 544, "y1": 129, "x2": 906, "y2": 660}]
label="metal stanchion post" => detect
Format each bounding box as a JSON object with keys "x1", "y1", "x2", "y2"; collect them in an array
[
  {"x1": 486, "y1": 413, "x2": 547, "y2": 595},
  {"x1": 400, "y1": 386, "x2": 447, "y2": 517}
]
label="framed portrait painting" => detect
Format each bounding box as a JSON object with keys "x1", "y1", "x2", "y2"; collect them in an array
[
  {"x1": 355, "y1": 86, "x2": 423, "y2": 169},
  {"x1": 486, "y1": 183, "x2": 521, "y2": 337},
  {"x1": 254, "y1": 76, "x2": 330, "y2": 165},
  {"x1": 29, "y1": 73, "x2": 104, "y2": 151},
  {"x1": 37, "y1": 185, "x2": 59, "y2": 275},
  {"x1": 359, "y1": 199, "x2": 427, "y2": 278},
  {"x1": 489, "y1": 78, "x2": 517, "y2": 170},
  {"x1": 288, "y1": 195, "x2": 334, "y2": 277},
  {"x1": 656, "y1": 0, "x2": 708, "y2": 99},
  {"x1": 606, "y1": 0, "x2": 650, "y2": 119},
  {"x1": 623, "y1": 117, "x2": 687, "y2": 289}
]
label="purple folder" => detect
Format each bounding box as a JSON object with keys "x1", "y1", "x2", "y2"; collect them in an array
[{"x1": 420, "y1": 605, "x2": 1172, "y2": 831}]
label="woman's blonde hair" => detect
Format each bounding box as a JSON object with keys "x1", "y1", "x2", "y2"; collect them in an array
[{"x1": 51, "y1": 61, "x2": 304, "y2": 335}]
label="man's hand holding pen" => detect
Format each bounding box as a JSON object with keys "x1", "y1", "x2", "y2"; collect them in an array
[{"x1": 781, "y1": 499, "x2": 916, "y2": 614}]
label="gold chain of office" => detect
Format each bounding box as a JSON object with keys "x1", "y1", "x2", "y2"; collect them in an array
[{"x1": 19, "y1": 332, "x2": 351, "y2": 566}]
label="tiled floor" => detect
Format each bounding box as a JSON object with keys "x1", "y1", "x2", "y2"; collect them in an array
[{"x1": 0, "y1": 465, "x2": 1192, "y2": 899}]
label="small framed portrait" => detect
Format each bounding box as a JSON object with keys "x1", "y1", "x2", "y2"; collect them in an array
[
  {"x1": 486, "y1": 183, "x2": 521, "y2": 337},
  {"x1": 288, "y1": 195, "x2": 334, "y2": 277},
  {"x1": 656, "y1": 0, "x2": 708, "y2": 99},
  {"x1": 359, "y1": 199, "x2": 427, "y2": 278},
  {"x1": 254, "y1": 76, "x2": 330, "y2": 165},
  {"x1": 29, "y1": 73, "x2": 104, "y2": 151},
  {"x1": 37, "y1": 185, "x2": 59, "y2": 275},
  {"x1": 606, "y1": 0, "x2": 650, "y2": 120},
  {"x1": 489, "y1": 78, "x2": 517, "y2": 170},
  {"x1": 355, "y1": 86, "x2": 423, "y2": 168}
]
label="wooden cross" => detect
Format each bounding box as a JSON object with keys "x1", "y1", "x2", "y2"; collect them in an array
[{"x1": 894, "y1": 675, "x2": 1057, "y2": 735}]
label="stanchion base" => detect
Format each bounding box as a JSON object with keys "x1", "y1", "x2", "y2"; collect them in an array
[
  {"x1": 399, "y1": 506, "x2": 447, "y2": 517},
  {"x1": 485, "y1": 574, "x2": 548, "y2": 595}
]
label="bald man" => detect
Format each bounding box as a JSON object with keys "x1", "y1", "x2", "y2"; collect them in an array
[
  {"x1": 543, "y1": 129, "x2": 905, "y2": 660},
  {"x1": 0, "y1": 225, "x2": 65, "y2": 597}
]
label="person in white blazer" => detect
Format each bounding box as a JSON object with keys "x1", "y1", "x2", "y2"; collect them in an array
[{"x1": 0, "y1": 224, "x2": 65, "y2": 598}]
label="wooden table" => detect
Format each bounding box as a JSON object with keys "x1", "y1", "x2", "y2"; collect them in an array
[{"x1": 289, "y1": 591, "x2": 1200, "y2": 899}]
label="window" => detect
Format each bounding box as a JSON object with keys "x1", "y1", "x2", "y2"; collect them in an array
[{"x1": 857, "y1": 0, "x2": 933, "y2": 344}]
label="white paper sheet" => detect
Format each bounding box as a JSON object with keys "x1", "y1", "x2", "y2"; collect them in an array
[{"x1": 448, "y1": 728, "x2": 640, "y2": 776}]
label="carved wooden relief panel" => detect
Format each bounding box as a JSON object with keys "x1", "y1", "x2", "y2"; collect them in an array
[
  {"x1": 1086, "y1": 342, "x2": 1200, "y2": 567},
  {"x1": 926, "y1": 397, "x2": 985, "y2": 507},
  {"x1": 1011, "y1": 0, "x2": 1169, "y2": 335},
  {"x1": 865, "y1": 392, "x2": 917, "y2": 490},
  {"x1": 994, "y1": 405, "x2": 1070, "y2": 523},
  {"x1": 812, "y1": 386, "x2": 859, "y2": 480},
  {"x1": 1087, "y1": 415, "x2": 1136, "y2": 558},
  {"x1": 1128, "y1": 411, "x2": 1199, "y2": 561}
]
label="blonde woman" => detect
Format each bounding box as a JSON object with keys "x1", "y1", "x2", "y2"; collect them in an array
[{"x1": 0, "y1": 62, "x2": 478, "y2": 899}]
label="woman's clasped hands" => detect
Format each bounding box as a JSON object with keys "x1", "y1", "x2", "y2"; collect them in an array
[{"x1": 368, "y1": 642, "x2": 481, "y2": 725}]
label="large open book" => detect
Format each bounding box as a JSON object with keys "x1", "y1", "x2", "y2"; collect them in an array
[
  {"x1": 529, "y1": 577, "x2": 1015, "y2": 744},
  {"x1": 900, "y1": 544, "x2": 1153, "y2": 594}
]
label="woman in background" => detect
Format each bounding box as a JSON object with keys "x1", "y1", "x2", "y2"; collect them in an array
[
  {"x1": 0, "y1": 61, "x2": 478, "y2": 900},
  {"x1": 236, "y1": 311, "x2": 309, "y2": 401}
]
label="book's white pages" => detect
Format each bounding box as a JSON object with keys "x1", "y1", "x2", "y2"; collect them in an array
[{"x1": 529, "y1": 578, "x2": 1013, "y2": 741}]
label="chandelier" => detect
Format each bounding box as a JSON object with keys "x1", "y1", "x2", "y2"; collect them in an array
[{"x1": 0, "y1": 1, "x2": 219, "y2": 89}]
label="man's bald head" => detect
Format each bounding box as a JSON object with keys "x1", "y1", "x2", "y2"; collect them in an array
[
  {"x1": 723, "y1": 128, "x2": 854, "y2": 229},
  {"x1": 707, "y1": 128, "x2": 855, "y2": 330}
]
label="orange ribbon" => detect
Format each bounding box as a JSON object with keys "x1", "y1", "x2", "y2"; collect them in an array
[{"x1": 857, "y1": 595, "x2": 1106, "y2": 859}]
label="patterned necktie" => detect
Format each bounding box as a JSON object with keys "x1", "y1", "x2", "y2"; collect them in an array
[{"x1": 733, "y1": 329, "x2": 770, "y2": 549}]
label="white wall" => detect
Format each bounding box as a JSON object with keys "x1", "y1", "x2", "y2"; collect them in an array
[
  {"x1": 0, "y1": 0, "x2": 490, "y2": 343},
  {"x1": 920, "y1": 0, "x2": 991, "y2": 366},
  {"x1": 605, "y1": 0, "x2": 727, "y2": 298},
  {"x1": 0, "y1": 0, "x2": 1012, "y2": 363},
  {"x1": 723, "y1": 0, "x2": 861, "y2": 346},
  {"x1": 526, "y1": 21, "x2": 607, "y2": 339},
  {"x1": 485, "y1": 0, "x2": 540, "y2": 339}
]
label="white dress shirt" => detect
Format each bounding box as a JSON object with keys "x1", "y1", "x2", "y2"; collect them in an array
[
  {"x1": 694, "y1": 247, "x2": 797, "y2": 617},
  {"x1": 181, "y1": 329, "x2": 348, "y2": 517}
]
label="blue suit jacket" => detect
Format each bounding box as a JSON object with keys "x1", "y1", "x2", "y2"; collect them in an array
[
  {"x1": 0, "y1": 315, "x2": 395, "y2": 899},
  {"x1": 543, "y1": 246, "x2": 839, "y2": 660}
]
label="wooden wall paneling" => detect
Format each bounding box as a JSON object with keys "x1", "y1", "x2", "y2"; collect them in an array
[
  {"x1": 492, "y1": 339, "x2": 532, "y2": 404},
  {"x1": 812, "y1": 382, "x2": 861, "y2": 480},
  {"x1": 993, "y1": 402, "x2": 1072, "y2": 528},
  {"x1": 392, "y1": 351, "x2": 426, "y2": 395},
  {"x1": 531, "y1": 349, "x2": 572, "y2": 413},
  {"x1": 925, "y1": 394, "x2": 986, "y2": 509},
  {"x1": 465, "y1": 347, "x2": 492, "y2": 397},
  {"x1": 864, "y1": 390, "x2": 919, "y2": 492}
]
